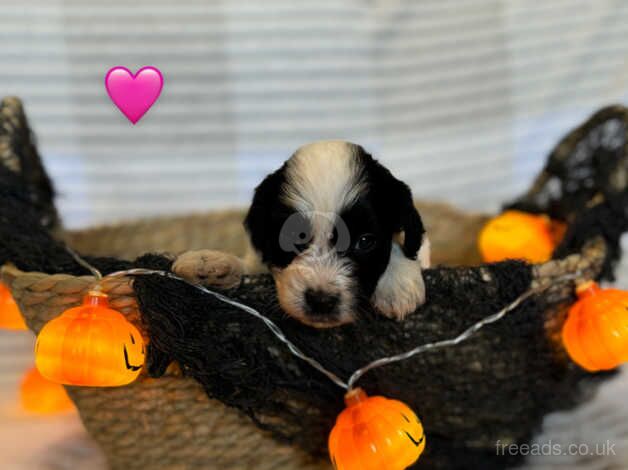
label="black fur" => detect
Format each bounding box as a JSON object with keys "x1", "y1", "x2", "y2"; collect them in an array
[
  {"x1": 355, "y1": 146, "x2": 425, "y2": 260},
  {"x1": 244, "y1": 163, "x2": 299, "y2": 268},
  {"x1": 339, "y1": 197, "x2": 392, "y2": 297}
]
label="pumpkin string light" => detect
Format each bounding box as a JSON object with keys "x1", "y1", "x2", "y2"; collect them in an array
[
  {"x1": 35, "y1": 290, "x2": 146, "y2": 387},
  {"x1": 0, "y1": 281, "x2": 27, "y2": 330},
  {"x1": 562, "y1": 280, "x2": 628, "y2": 372},
  {"x1": 50, "y1": 248, "x2": 582, "y2": 469},
  {"x1": 329, "y1": 387, "x2": 426, "y2": 470},
  {"x1": 478, "y1": 210, "x2": 566, "y2": 264},
  {"x1": 20, "y1": 366, "x2": 74, "y2": 415},
  {"x1": 35, "y1": 247, "x2": 146, "y2": 387}
]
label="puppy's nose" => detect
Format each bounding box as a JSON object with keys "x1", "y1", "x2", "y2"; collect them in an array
[{"x1": 304, "y1": 289, "x2": 340, "y2": 315}]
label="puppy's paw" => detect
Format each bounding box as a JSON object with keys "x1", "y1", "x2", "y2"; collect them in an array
[
  {"x1": 172, "y1": 249, "x2": 244, "y2": 289},
  {"x1": 372, "y1": 276, "x2": 425, "y2": 320},
  {"x1": 371, "y1": 244, "x2": 426, "y2": 320}
]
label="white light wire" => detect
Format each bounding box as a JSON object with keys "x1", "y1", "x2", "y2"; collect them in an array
[{"x1": 68, "y1": 248, "x2": 578, "y2": 392}]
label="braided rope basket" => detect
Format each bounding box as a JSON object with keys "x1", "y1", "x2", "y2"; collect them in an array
[
  {"x1": 1, "y1": 97, "x2": 628, "y2": 469},
  {"x1": 1, "y1": 202, "x2": 492, "y2": 470}
]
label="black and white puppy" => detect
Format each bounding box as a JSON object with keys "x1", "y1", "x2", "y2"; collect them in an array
[{"x1": 243, "y1": 141, "x2": 430, "y2": 328}]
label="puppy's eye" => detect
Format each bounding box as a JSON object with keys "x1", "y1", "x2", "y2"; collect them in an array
[{"x1": 354, "y1": 234, "x2": 377, "y2": 252}]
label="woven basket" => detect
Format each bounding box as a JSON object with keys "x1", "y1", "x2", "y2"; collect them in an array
[
  {"x1": 2, "y1": 98, "x2": 628, "y2": 470},
  {"x1": 3, "y1": 202, "x2": 492, "y2": 470},
  {"x1": 0, "y1": 207, "x2": 608, "y2": 470}
]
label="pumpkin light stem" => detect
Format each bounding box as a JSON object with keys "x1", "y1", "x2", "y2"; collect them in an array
[
  {"x1": 344, "y1": 388, "x2": 367, "y2": 407},
  {"x1": 85, "y1": 291, "x2": 109, "y2": 307},
  {"x1": 575, "y1": 280, "x2": 600, "y2": 299}
]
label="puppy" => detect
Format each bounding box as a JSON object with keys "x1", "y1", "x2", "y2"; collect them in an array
[{"x1": 174, "y1": 141, "x2": 430, "y2": 328}]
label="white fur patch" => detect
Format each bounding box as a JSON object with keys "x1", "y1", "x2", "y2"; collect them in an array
[
  {"x1": 273, "y1": 141, "x2": 368, "y2": 327},
  {"x1": 281, "y1": 141, "x2": 365, "y2": 215},
  {"x1": 418, "y1": 235, "x2": 431, "y2": 269},
  {"x1": 372, "y1": 241, "x2": 426, "y2": 320}
]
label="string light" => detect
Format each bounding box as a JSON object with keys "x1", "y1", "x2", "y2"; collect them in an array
[
  {"x1": 99, "y1": 266, "x2": 577, "y2": 391},
  {"x1": 63, "y1": 247, "x2": 580, "y2": 469}
]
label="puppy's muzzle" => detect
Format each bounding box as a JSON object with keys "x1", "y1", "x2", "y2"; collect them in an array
[{"x1": 273, "y1": 256, "x2": 355, "y2": 327}]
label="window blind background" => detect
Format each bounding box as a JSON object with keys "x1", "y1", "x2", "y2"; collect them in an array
[{"x1": 1, "y1": 1, "x2": 628, "y2": 467}]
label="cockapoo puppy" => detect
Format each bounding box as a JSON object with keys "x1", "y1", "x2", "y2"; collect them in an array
[{"x1": 174, "y1": 141, "x2": 430, "y2": 327}]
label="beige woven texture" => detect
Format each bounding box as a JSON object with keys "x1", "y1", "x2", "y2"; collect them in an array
[{"x1": 0, "y1": 204, "x2": 605, "y2": 470}]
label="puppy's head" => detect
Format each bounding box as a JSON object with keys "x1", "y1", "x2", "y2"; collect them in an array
[{"x1": 244, "y1": 141, "x2": 428, "y2": 327}]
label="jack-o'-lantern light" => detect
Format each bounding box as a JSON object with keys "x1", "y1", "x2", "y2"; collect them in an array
[
  {"x1": 20, "y1": 366, "x2": 74, "y2": 415},
  {"x1": 329, "y1": 388, "x2": 425, "y2": 470},
  {"x1": 478, "y1": 210, "x2": 565, "y2": 264},
  {"x1": 0, "y1": 282, "x2": 27, "y2": 330},
  {"x1": 562, "y1": 281, "x2": 628, "y2": 372},
  {"x1": 35, "y1": 291, "x2": 145, "y2": 387}
]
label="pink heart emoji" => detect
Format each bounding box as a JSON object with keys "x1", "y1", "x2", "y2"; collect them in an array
[{"x1": 105, "y1": 66, "x2": 163, "y2": 124}]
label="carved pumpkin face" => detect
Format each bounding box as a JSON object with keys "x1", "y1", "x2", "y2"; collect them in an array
[
  {"x1": 35, "y1": 292, "x2": 145, "y2": 387},
  {"x1": 0, "y1": 282, "x2": 27, "y2": 330},
  {"x1": 329, "y1": 388, "x2": 425, "y2": 470},
  {"x1": 20, "y1": 366, "x2": 74, "y2": 415},
  {"x1": 562, "y1": 281, "x2": 628, "y2": 372},
  {"x1": 478, "y1": 210, "x2": 564, "y2": 264}
]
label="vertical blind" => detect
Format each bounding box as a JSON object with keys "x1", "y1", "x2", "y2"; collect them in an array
[{"x1": 1, "y1": 1, "x2": 627, "y2": 467}]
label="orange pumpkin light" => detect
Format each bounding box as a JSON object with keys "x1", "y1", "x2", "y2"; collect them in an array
[
  {"x1": 478, "y1": 210, "x2": 565, "y2": 264},
  {"x1": 329, "y1": 388, "x2": 425, "y2": 470},
  {"x1": 562, "y1": 281, "x2": 628, "y2": 372},
  {"x1": 20, "y1": 366, "x2": 74, "y2": 415},
  {"x1": 0, "y1": 282, "x2": 27, "y2": 330},
  {"x1": 35, "y1": 291, "x2": 145, "y2": 387}
]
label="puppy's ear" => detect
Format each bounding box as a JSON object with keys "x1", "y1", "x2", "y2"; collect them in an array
[
  {"x1": 393, "y1": 181, "x2": 425, "y2": 260},
  {"x1": 368, "y1": 158, "x2": 425, "y2": 259},
  {"x1": 243, "y1": 166, "x2": 286, "y2": 262}
]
